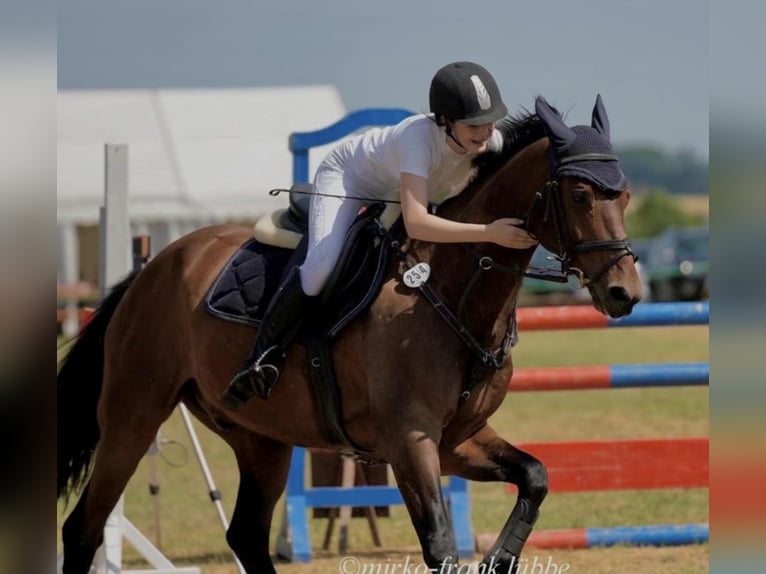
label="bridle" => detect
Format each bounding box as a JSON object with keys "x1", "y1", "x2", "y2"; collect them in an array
[
  {"x1": 377, "y1": 152, "x2": 637, "y2": 396},
  {"x1": 522, "y1": 152, "x2": 636, "y2": 288}
]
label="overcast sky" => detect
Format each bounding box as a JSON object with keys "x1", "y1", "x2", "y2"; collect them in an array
[{"x1": 58, "y1": 0, "x2": 709, "y2": 158}]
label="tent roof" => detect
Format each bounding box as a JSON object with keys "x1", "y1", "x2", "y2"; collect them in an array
[{"x1": 57, "y1": 86, "x2": 347, "y2": 225}]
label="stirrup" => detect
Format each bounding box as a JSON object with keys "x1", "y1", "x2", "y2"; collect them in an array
[
  {"x1": 252, "y1": 362, "x2": 280, "y2": 396},
  {"x1": 220, "y1": 346, "x2": 282, "y2": 410}
]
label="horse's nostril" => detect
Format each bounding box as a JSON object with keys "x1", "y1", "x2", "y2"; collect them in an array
[{"x1": 608, "y1": 286, "x2": 632, "y2": 303}]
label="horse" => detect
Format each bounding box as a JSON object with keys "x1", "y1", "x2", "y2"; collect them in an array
[{"x1": 57, "y1": 95, "x2": 642, "y2": 573}]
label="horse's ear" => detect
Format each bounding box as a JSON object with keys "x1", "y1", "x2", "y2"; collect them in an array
[
  {"x1": 535, "y1": 96, "x2": 576, "y2": 151},
  {"x1": 591, "y1": 94, "x2": 611, "y2": 139}
]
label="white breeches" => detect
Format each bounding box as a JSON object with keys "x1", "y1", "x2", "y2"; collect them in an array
[{"x1": 298, "y1": 166, "x2": 367, "y2": 296}]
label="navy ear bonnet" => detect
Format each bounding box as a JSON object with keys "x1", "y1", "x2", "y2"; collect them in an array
[
  {"x1": 555, "y1": 125, "x2": 628, "y2": 191},
  {"x1": 535, "y1": 95, "x2": 628, "y2": 192}
]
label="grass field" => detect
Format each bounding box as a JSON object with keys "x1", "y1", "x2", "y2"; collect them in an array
[
  {"x1": 626, "y1": 193, "x2": 709, "y2": 221},
  {"x1": 675, "y1": 194, "x2": 709, "y2": 219},
  {"x1": 57, "y1": 324, "x2": 709, "y2": 573}
]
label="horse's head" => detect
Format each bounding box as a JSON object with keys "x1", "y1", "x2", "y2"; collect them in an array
[{"x1": 533, "y1": 95, "x2": 642, "y2": 317}]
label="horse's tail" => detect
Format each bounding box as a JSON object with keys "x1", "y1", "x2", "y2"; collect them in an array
[{"x1": 57, "y1": 271, "x2": 138, "y2": 503}]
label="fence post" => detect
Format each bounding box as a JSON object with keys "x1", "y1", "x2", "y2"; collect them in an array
[{"x1": 99, "y1": 144, "x2": 131, "y2": 298}]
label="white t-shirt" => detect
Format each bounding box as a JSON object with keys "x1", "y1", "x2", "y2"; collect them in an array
[{"x1": 318, "y1": 114, "x2": 504, "y2": 205}]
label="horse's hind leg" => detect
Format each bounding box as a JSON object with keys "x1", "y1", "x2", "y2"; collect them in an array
[
  {"x1": 224, "y1": 430, "x2": 292, "y2": 574},
  {"x1": 441, "y1": 424, "x2": 548, "y2": 574},
  {"x1": 61, "y1": 386, "x2": 177, "y2": 573}
]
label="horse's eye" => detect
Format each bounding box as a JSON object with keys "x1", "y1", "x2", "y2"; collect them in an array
[{"x1": 572, "y1": 190, "x2": 588, "y2": 203}]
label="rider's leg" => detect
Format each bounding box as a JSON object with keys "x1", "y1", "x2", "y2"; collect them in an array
[
  {"x1": 221, "y1": 265, "x2": 313, "y2": 410},
  {"x1": 221, "y1": 168, "x2": 364, "y2": 410}
]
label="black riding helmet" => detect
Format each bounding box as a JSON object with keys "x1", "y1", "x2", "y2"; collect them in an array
[{"x1": 429, "y1": 61, "x2": 508, "y2": 125}]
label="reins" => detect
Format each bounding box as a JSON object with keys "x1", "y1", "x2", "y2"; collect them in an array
[{"x1": 375, "y1": 221, "x2": 517, "y2": 379}]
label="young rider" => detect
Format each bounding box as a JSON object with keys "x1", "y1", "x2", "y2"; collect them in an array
[{"x1": 221, "y1": 61, "x2": 538, "y2": 410}]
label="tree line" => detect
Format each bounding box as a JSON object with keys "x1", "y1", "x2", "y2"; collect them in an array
[{"x1": 616, "y1": 145, "x2": 708, "y2": 195}]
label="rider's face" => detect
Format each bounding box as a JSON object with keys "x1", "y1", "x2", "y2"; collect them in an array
[{"x1": 449, "y1": 120, "x2": 495, "y2": 154}]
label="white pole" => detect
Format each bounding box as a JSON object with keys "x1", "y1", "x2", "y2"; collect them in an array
[
  {"x1": 100, "y1": 144, "x2": 131, "y2": 298},
  {"x1": 58, "y1": 223, "x2": 80, "y2": 337},
  {"x1": 177, "y1": 405, "x2": 247, "y2": 574},
  {"x1": 98, "y1": 496, "x2": 125, "y2": 574}
]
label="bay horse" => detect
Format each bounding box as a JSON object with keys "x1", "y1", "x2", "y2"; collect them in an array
[{"x1": 58, "y1": 95, "x2": 641, "y2": 573}]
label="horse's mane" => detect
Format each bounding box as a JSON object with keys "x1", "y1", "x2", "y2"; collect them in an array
[{"x1": 468, "y1": 99, "x2": 558, "y2": 191}]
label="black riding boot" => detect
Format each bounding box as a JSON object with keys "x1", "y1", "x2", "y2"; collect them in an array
[{"x1": 221, "y1": 267, "x2": 312, "y2": 410}]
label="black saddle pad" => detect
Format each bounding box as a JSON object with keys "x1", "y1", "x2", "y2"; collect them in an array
[
  {"x1": 205, "y1": 239, "x2": 295, "y2": 326},
  {"x1": 206, "y1": 203, "x2": 396, "y2": 336}
]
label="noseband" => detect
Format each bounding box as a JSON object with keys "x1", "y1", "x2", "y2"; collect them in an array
[{"x1": 523, "y1": 153, "x2": 636, "y2": 287}]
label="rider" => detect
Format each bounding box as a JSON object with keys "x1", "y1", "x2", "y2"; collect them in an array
[{"x1": 221, "y1": 61, "x2": 538, "y2": 410}]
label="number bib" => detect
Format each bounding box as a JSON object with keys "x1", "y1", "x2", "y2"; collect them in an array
[{"x1": 403, "y1": 263, "x2": 431, "y2": 288}]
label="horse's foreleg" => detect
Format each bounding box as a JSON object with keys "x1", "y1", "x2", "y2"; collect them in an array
[
  {"x1": 442, "y1": 424, "x2": 548, "y2": 574},
  {"x1": 387, "y1": 428, "x2": 458, "y2": 569},
  {"x1": 224, "y1": 431, "x2": 292, "y2": 574}
]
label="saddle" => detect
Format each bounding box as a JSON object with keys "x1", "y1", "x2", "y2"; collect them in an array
[{"x1": 205, "y1": 184, "x2": 398, "y2": 451}]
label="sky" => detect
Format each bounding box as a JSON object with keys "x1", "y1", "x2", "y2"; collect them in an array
[{"x1": 57, "y1": 0, "x2": 710, "y2": 159}]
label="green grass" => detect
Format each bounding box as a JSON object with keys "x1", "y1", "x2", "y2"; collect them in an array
[{"x1": 57, "y1": 325, "x2": 709, "y2": 573}]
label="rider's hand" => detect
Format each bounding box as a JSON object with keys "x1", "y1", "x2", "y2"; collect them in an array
[{"x1": 486, "y1": 218, "x2": 539, "y2": 249}]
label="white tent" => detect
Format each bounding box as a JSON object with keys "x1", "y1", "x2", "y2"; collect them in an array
[
  {"x1": 57, "y1": 85, "x2": 347, "y2": 293},
  {"x1": 58, "y1": 85, "x2": 347, "y2": 223}
]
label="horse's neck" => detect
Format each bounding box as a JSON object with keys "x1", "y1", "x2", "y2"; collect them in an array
[
  {"x1": 405, "y1": 140, "x2": 550, "y2": 337},
  {"x1": 465, "y1": 139, "x2": 551, "y2": 224}
]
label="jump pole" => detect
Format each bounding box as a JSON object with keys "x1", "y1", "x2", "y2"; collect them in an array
[{"x1": 176, "y1": 404, "x2": 247, "y2": 574}]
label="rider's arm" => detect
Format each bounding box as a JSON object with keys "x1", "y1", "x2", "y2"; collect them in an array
[{"x1": 400, "y1": 172, "x2": 538, "y2": 249}]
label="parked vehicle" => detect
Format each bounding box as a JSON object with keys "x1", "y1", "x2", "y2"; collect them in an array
[
  {"x1": 645, "y1": 226, "x2": 709, "y2": 301},
  {"x1": 630, "y1": 237, "x2": 655, "y2": 301}
]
